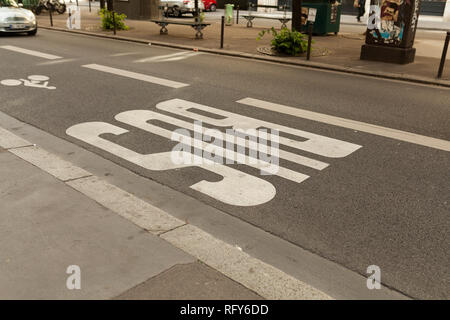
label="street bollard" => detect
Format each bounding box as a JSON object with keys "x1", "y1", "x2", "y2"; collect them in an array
[
  {"x1": 76, "y1": 0, "x2": 79, "y2": 6},
  {"x1": 307, "y1": 22, "x2": 313, "y2": 60},
  {"x1": 220, "y1": 16, "x2": 224, "y2": 48},
  {"x1": 236, "y1": 4, "x2": 239, "y2": 25},
  {"x1": 112, "y1": 11, "x2": 116, "y2": 35},
  {"x1": 89, "y1": 0, "x2": 91, "y2": 12},
  {"x1": 49, "y1": 5, "x2": 53, "y2": 27},
  {"x1": 437, "y1": 31, "x2": 450, "y2": 79}
]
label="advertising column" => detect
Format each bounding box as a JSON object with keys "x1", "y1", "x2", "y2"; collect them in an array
[{"x1": 360, "y1": 0, "x2": 422, "y2": 64}]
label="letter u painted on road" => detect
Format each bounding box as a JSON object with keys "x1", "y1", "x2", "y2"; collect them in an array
[{"x1": 66, "y1": 99, "x2": 361, "y2": 206}]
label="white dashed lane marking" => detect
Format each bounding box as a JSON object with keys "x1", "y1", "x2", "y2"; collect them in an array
[
  {"x1": 134, "y1": 51, "x2": 202, "y2": 63},
  {"x1": 82, "y1": 64, "x2": 189, "y2": 89},
  {"x1": 110, "y1": 52, "x2": 141, "y2": 57},
  {"x1": 0, "y1": 45, "x2": 62, "y2": 60}
]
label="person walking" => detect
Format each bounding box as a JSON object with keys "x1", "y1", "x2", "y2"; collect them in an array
[{"x1": 354, "y1": 0, "x2": 366, "y2": 22}]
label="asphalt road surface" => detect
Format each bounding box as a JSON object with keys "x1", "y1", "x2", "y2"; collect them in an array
[{"x1": 0, "y1": 29, "x2": 449, "y2": 299}]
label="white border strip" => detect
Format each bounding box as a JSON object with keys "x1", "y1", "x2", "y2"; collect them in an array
[
  {"x1": 67, "y1": 176, "x2": 186, "y2": 234},
  {"x1": 82, "y1": 64, "x2": 189, "y2": 89},
  {"x1": 161, "y1": 224, "x2": 332, "y2": 300},
  {"x1": 9, "y1": 146, "x2": 92, "y2": 182},
  {"x1": 0, "y1": 45, "x2": 62, "y2": 60},
  {"x1": 237, "y1": 98, "x2": 450, "y2": 152},
  {"x1": 0, "y1": 127, "x2": 32, "y2": 149}
]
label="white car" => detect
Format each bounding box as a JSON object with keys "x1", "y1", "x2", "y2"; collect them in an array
[
  {"x1": 160, "y1": 0, "x2": 205, "y2": 17},
  {"x1": 0, "y1": 0, "x2": 37, "y2": 35}
]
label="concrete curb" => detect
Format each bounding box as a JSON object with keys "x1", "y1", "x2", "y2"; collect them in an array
[
  {"x1": 0, "y1": 125, "x2": 332, "y2": 300},
  {"x1": 40, "y1": 26, "x2": 450, "y2": 88}
]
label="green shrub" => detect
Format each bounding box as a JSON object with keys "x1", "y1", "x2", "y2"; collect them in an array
[
  {"x1": 99, "y1": 9, "x2": 129, "y2": 31},
  {"x1": 257, "y1": 27, "x2": 310, "y2": 56}
]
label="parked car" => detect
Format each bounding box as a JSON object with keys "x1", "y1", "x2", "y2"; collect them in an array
[
  {"x1": 202, "y1": 0, "x2": 216, "y2": 11},
  {"x1": 0, "y1": 0, "x2": 37, "y2": 35},
  {"x1": 160, "y1": 0, "x2": 205, "y2": 17}
]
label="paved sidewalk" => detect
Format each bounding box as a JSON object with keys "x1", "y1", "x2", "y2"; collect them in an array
[
  {"x1": 35, "y1": 7, "x2": 450, "y2": 83},
  {"x1": 0, "y1": 138, "x2": 262, "y2": 299},
  {"x1": 1, "y1": 121, "x2": 335, "y2": 299}
]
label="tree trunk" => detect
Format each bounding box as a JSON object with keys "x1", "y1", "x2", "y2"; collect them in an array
[
  {"x1": 107, "y1": 0, "x2": 114, "y2": 11},
  {"x1": 292, "y1": 0, "x2": 302, "y2": 32}
]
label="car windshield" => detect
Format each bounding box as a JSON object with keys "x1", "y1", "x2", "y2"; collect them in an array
[{"x1": 0, "y1": 0, "x2": 19, "y2": 7}]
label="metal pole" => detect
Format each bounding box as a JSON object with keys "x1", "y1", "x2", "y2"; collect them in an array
[
  {"x1": 112, "y1": 11, "x2": 116, "y2": 35},
  {"x1": 76, "y1": 0, "x2": 78, "y2": 7},
  {"x1": 236, "y1": 4, "x2": 239, "y2": 24},
  {"x1": 220, "y1": 16, "x2": 224, "y2": 49},
  {"x1": 89, "y1": 0, "x2": 91, "y2": 12},
  {"x1": 194, "y1": 0, "x2": 199, "y2": 24},
  {"x1": 307, "y1": 22, "x2": 313, "y2": 60},
  {"x1": 49, "y1": 4, "x2": 53, "y2": 27},
  {"x1": 437, "y1": 31, "x2": 450, "y2": 79}
]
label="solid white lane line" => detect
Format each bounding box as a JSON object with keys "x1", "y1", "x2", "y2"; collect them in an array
[
  {"x1": 237, "y1": 98, "x2": 450, "y2": 152},
  {"x1": 82, "y1": 64, "x2": 189, "y2": 88},
  {"x1": 0, "y1": 45, "x2": 62, "y2": 60}
]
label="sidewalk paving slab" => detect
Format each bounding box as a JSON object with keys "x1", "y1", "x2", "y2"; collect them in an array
[
  {"x1": 115, "y1": 262, "x2": 263, "y2": 300},
  {"x1": 0, "y1": 148, "x2": 260, "y2": 299}
]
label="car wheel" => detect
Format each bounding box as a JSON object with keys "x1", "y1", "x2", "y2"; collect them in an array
[
  {"x1": 173, "y1": 6, "x2": 182, "y2": 17},
  {"x1": 210, "y1": 4, "x2": 216, "y2": 12},
  {"x1": 27, "y1": 28, "x2": 37, "y2": 36}
]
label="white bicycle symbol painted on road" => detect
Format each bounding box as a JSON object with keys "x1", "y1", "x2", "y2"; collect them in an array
[{"x1": 1, "y1": 75, "x2": 56, "y2": 90}]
